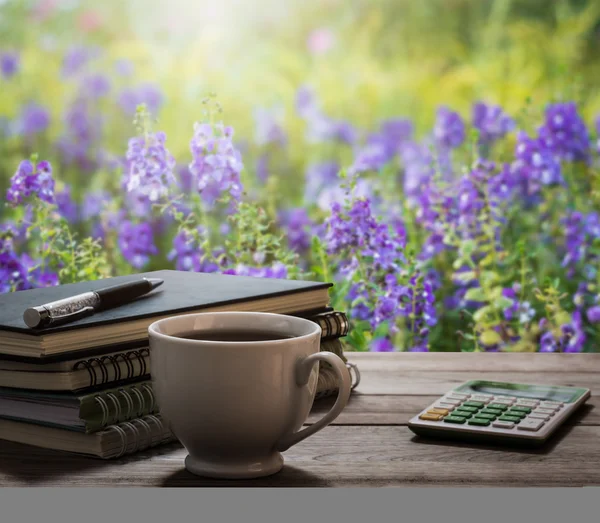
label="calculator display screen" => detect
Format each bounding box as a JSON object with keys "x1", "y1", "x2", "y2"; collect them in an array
[{"x1": 460, "y1": 381, "x2": 583, "y2": 402}]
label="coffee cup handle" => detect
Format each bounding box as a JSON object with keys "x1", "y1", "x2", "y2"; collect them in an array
[{"x1": 276, "y1": 351, "x2": 352, "y2": 452}]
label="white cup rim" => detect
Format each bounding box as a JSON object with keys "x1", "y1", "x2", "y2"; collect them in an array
[{"x1": 148, "y1": 311, "x2": 322, "y2": 346}]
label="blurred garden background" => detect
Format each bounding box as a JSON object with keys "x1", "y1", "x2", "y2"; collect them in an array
[{"x1": 2, "y1": 0, "x2": 600, "y2": 352}]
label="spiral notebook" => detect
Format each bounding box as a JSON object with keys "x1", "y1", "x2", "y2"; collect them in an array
[
  {"x1": 0, "y1": 414, "x2": 175, "y2": 459},
  {"x1": 0, "y1": 311, "x2": 352, "y2": 392},
  {"x1": 0, "y1": 270, "x2": 331, "y2": 360},
  {"x1": 0, "y1": 346, "x2": 150, "y2": 391},
  {"x1": 0, "y1": 380, "x2": 157, "y2": 433}
]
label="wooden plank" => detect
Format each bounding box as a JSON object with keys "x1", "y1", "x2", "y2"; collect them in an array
[
  {"x1": 1, "y1": 425, "x2": 598, "y2": 487},
  {"x1": 346, "y1": 352, "x2": 600, "y2": 373},
  {"x1": 309, "y1": 394, "x2": 600, "y2": 426},
  {"x1": 348, "y1": 370, "x2": 600, "y2": 395}
]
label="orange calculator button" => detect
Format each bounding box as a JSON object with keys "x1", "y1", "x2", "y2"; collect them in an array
[{"x1": 419, "y1": 413, "x2": 443, "y2": 421}]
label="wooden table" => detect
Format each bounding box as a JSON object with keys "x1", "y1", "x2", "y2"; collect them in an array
[{"x1": 1, "y1": 353, "x2": 599, "y2": 487}]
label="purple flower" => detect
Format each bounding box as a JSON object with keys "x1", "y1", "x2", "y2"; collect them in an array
[
  {"x1": 16, "y1": 103, "x2": 50, "y2": 136},
  {"x1": 278, "y1": 208, "x2": 313, "y2": 252},
  {"x1": 168, "y1": 229, "x2": 219, "y2": 273},
  {"x1": 189, "y1": 122, "x2": 244, "y2": 207},
  {"x1": 81, "y1": 73, "x2": 111, "y2": 99},
  {"x1": 539, "y1": 311, "x2": 586, "y2": 353},
  {"x1": 538, "y1": 102, "x2": 590, "y2": 162},
  {"x1": 512, "y1": 131, "x2": 563, "y2": 195},
  {"x1": 296, "y1": 85, "x2": 318, "y2": 118},
  {"x1": 118, "y1": 83, "x2": 164, "y2": 115},
  {"x1": 350, "y1": 140, "x2": 390, "y2": 174},
  {"x1": 115, "y1": 58, "x2": 134, "y2": 76},
  {"x1": 57, "y1": 98, "x2": 103, "y2": 171},
  {"x1": 379, "y1": 119, "x2": 414, "y2": 155},
  {"x1": 346, "y1": 283, "x2": 372, "y2": 322},
  {"x1": 295, "y1": 85, "x2": 356, "y2": 144},
  {"x1": 502, "y1": 288, "x2": 535, "y2": 324},
  {"x1": 371, "y1": 337, "x2": 394, "y2": 352},
  {"x1": 316, "y1": 178, "x2": 372, "y2": 212},
  {"x1": 472, "y1": 102, "x2": 514, "y2": 144},
  {"x1": 586, "y1": 306, "x2": 600, "y2": 324},
  {"x1": 256, "y1": 154, "x2": 270, "y2": 183},
  {"x1": 304, "y1": 161, "x2": 339, "y2": 203},
  {"x1": 6, "y1": 160, "x2": 55, "y2": 205},
  {"x1": 1, "y1": 51, "x2": 19, "y2": 79},
  {"x1": 434, "y1": 106, "x2": 465, "y2": 149},
  {"x1": 81, "y1": 190, "x2": 111, "y2": 221},
  {"x1": 62, "y1": 46, "x2": 98, "y2": 77},
  {"x1": 223, "y1": 262, "x2": 288, "y2": 279},
  {"x1": 123, "y1": 130, "x2": 176, "y2": 209},
  {"x1": 55, "y1": 185, "x2": 78, "y2": 222},
  {"x1": 399, "y1": 141, "x2": 436, "y2": 206},
  {"x1": 560, "y1": 210, "x2": 600, "y2": 277},
  {"x1": 253, "y1": 107, "x2": 287, "y2": 147},
  {"x1": 118, "y1": 221, "x2": 158, "y2": 269}
]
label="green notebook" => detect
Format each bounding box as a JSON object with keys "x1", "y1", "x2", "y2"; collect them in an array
[{"x1": 0, "y1": 380, "x2": 156, "y2": 433}]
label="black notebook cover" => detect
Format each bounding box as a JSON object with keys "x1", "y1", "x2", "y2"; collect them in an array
[{"x1": 0, "y1": 270, "x2": 332, "y2": 336}]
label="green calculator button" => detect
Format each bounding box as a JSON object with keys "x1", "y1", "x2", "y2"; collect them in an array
[
  {"x1": 454, "y1": 411, "x2": 472, "y2": 419},
  {"x1": 473, "y1": 413, "x2": 496, "y2": 420},
  {"x1": 499, "y1": 415, "x2": 521, "y2": 423},
  {"x1": 506, "y1": 410, "x2": 527, "y2": 418},
  {"x1": 456, "y1": 406, "x2": 478, "y2": 413},
  {"x1": 481, "y1": 408, "x2": 503, "y2": 416},
  {"x1": 463, "y1": 401, "x2": 485, "y2": 408},
  {"x1": 487, "y1": 403, "x2": 508, "y2": 411},
  {"x1": 509, "y1": 406, "x2": 532, "y2": 414},
  {"x1": 468, "y1": 418, "x2": 491, "y2": 427},
  {"x1": 443, "y1": 416, "x2": 467, "y2": 424}
]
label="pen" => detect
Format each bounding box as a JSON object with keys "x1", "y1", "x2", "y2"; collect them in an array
[{"x1": 23, "y1": 277, "x2": 164, "y2": 329}]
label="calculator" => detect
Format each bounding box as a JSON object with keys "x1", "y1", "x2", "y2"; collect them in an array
[{"x1": 408, "y1": 380, "x2": 591, "y2": 447}]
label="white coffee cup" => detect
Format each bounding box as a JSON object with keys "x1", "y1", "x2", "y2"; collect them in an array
[{"x1": 148, "y1": 311, "x2": 352, "y2": 479}]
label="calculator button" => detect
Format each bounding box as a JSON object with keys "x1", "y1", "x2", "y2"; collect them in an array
[
  {"x1": 517, "y1": 419, "x2": 545, "y2": 432},
  {"x1": 468, "y1": 418, "x2": 491, "y2": 427},
  {"x1": 540, "y1": 401, "x2": 563, "y2": 409},
  {"x1": 453, "y1": 411, "x2": 472, "y2": 419},
  {"x1": 456, "y1": 405, "x2": 478, "y2": 413},
  {"x1": 506, "y1": 410, "x2": 527, "y2": 419},
  {"x1": 473, "y1": 413, "x2": 496, "y2": 420},
  {"x1": 492, "y1": 421, "x2": 515, "y2": 429},
  {"x1": 463, "y1": 401, "x2": 485, "y2": 408},
  {"x1": 419, "y1": 413, "x2": 443, "y2": 421},
  {"x1": 445, "y1": 393, "x2": 470, "y2": 400},
  {"x1": 481, "y1": 408, "x2": 503, "y2": 416},
  {"x1": 527, "y1": 413, "x2": 550, "y2": 421},
  {"x1": 439, "y1": 399, "x2": 462, "y2": 406},
  {"x1": 535, "y1": 408, "x2": 556, "y2": 416},
  {"x1": 443, "y1": 416, "x2": 467, "y2": 424},
  {"x1": 487, "y1": 403, "x2": 509, "y2": 411},
  {"x1": 492, "y1": 398, "x2": 515, "y2": 405},
  {"x1": 470, "y1": 395, "x2": 492, "y2": 403},
  {"x1": 498, "y1": 415, "x2": 521, "y2": 423},
  {"x1": 509, "y1": 406, "x2": 532, "y2": 414},
  {"x1": 515, "y1": 400, "x2": 539, "y2": 408},
  {"x1": 427, "y1": 408, "x2": 450, "y2": 416},
  {"x1": 434, "y1": 402, "x2": 456, "y2": 411}
]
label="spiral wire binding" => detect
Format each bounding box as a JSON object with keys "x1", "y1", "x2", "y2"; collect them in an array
[
  {"x1": 74, "y1": 348, "x2": 150, "y2": 388},
  {"x1": 108, "y1": 415, "x2": 171, "y2": 459},
  {"x1": 130, "y1": 386, "x2": 146, "y2": 417},
  {"x1": 94, "y1": 383, "x2": 157, "y2": 429},
  {"x1": 347, "y1": 362, "x2": 361, "y2": 390},
  {"x1": 119, "y1": 388, "x2": 135, "y2": 419},
  {"x1": 314, "y1": 311, "x2": 349, "y2": 339}
]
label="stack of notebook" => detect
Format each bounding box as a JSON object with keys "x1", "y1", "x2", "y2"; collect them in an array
[{"x1": 0, "y1": 270, "x2": 357, "y2": 459}]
